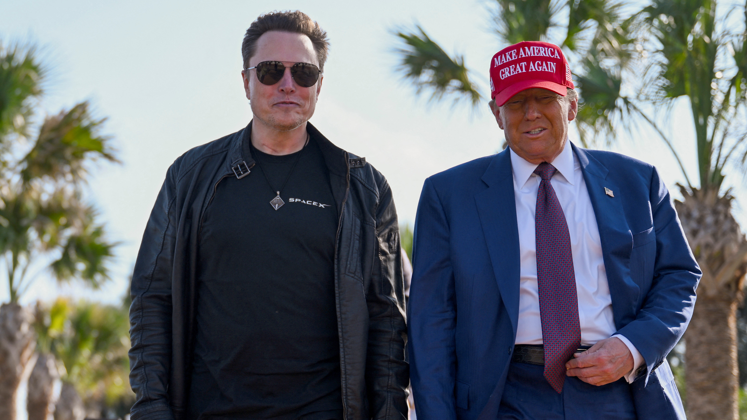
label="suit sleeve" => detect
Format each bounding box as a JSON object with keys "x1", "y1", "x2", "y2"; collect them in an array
[
  {"x1": 408, "y1": 178, "x2": 458, "y2": 419},
  {"x1": 128, "y1": 166, "x2": 178, "y2": 420},
  {"x1": 615, "y1": 166, "x2": 701, "y2": 379},
  {"x1": 366, "y1": 176, "x2": 409, "y2": 419}
]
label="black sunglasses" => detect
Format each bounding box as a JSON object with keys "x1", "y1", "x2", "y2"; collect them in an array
[{"x1": 246, "y1": 61, "x2": 321, "y2": 88}]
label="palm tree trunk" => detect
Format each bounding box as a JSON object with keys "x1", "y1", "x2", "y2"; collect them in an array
[
  {"x1": 53, "y1": 382, "x2": 85, "y2": 420},
  {"x1": 676, "y1": 188, "x2": 747, "y2": 420},
  {"x1": 0, "y1": 302, "x2": 37, "y2": 420},
  {"x1": 685, "y1": 292, "x2": 739, "y2": 419},
  {"x1": 27, "y1": 353, "x2": 60, "y2": 420}
]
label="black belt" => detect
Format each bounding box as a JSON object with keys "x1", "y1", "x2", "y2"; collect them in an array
[{"x1": 512, "y1": 345, "x2": 591, "y2": 365}]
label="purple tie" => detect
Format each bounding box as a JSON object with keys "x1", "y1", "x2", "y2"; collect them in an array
[{"x1": 534, "y1": 162, "x2": 581, "y2": 393}]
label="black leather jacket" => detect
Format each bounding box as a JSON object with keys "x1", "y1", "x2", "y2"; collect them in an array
[{"x1": 128, "y1": 122, "x2": 408, "y2": 420}]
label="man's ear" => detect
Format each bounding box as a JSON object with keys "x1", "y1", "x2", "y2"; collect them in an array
[
  {"x1": 491, "y1": 102, "x2": 505, "y2": 130},
  {"x1": 315, "y1": 75, "x2": 323, "y2": 100},
  {"x1": 568, "y1": 98, "x2": 578, "y2": 122},
  {"x1": 242, "y1": 70, "x2": 251, "y2": 100}
]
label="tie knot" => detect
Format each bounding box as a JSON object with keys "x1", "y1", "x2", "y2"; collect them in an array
[{"x1": 534, "y1": 162, "x2": 557, "y2": 181}]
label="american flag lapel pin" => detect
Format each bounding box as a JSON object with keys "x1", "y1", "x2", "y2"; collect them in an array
[{"x1": 605, "y1": 187, "x2": 614, "y2": 198}]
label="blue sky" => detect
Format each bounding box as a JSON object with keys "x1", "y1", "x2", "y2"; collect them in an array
[{"x1": 0, "y1": 0, "x2": 726, "y2": 305}]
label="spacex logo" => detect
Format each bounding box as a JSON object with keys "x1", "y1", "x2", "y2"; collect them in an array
[{"x1": 289, "y1": 197, "x2": 330, "y2": 209}]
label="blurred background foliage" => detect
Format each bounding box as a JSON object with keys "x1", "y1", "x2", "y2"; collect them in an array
[
  {"x1": 32, "y1": 297, "x2": 135, "y2": 418},
  {"x1": 400, "y1": 224, "x2": 414, "y2": 261},
  {"x1": 0, "y1": 39, "x2": 118, "y2": 305},
  {"x1": 0, "y1": 38, "x2": 121, "y2": 420}
]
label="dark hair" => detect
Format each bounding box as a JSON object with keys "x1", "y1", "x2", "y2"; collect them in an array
[{"x1": 242, "y1": 10, "x2": 330, "y2": 71}]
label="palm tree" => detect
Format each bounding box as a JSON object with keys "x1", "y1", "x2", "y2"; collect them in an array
[
  {"x1": 0, "y1": 40, "x2": 119, "y2": 420},
  {"x1": 640, "y1": 2, "x2": 747, "y2": 418},
  {"x1": 575, "y1": 2, "x2": 747, "y2": 417},
  {"x1": 27, "y1": 352, "x2": 60, "y2": 420},
  {"x1": 32, "y1": 298, "x2": 134, "y2": 420},
  {"x1": 0, "y1": 299, "x2": 36, "y2": 420},
  {"x1": 393, "y1": 1, "x2": 747, "y2": 418},
  {"x1": 54, "y1": 383, "x2": 85, "y2": 420}
]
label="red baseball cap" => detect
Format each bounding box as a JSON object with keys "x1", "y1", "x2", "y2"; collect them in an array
[{"x1": 489, "y1": 41, "x2": 574, "y2": 106}]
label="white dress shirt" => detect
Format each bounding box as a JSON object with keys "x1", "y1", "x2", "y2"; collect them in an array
[{"x1": 510, "y1": 140, "x2": 643, "y2": 382}]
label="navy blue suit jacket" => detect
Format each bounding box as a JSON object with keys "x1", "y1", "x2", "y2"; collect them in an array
[{"x1": 408, "y1": 145, "x2": 700, "y2": 420}]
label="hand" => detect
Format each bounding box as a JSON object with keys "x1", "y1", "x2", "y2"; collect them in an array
[{"x1": 564, "y1": 337, "x2": 634, "y2": 386}]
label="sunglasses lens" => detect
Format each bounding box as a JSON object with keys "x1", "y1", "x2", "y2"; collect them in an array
[
  {"x1": 255, "y1": 62, "x2": 285, "y2": 85},
  {"x1": 253, "y1": 62, "x2": 320, "y2": 87},
  {"x1": 291, "y1": 63, "x2": 320, "y2": 88}
]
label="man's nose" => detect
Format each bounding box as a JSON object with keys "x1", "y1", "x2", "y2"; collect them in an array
[
  {"x1": 525, "y1": 99, "x2": 541, "y2": 119},
  {"x1": 278, "y1": 68, "x2": 296, "y2": 93}
]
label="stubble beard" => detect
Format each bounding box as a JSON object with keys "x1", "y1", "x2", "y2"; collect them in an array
[{"x1": 251, "y1": 104, "x2": 311, "y2": 133}]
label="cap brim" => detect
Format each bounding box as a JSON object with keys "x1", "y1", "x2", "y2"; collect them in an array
[{"x1": 493, "y1": 80, "x2": 568, "y2": 106}]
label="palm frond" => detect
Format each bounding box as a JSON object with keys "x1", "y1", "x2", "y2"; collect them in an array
[
  {"x1": 0, "y1": 41, "x2": 120, "y2": 303},
  {"x1": 639, "y1": 0, "x2": 723, "y2": 189},
  {"x1": 731, "y1": 33, "x2": 747, "y2": 106},
  {"x1": 574, "y1": 50, "x2": 626, "y2": 146},
  {"x1": 393, "y1": 25, "x2": 483, "y2": 107},
  {"x1": 21, "y1": 101, "x2": 120, "y2": 185},
  {"x1": 0, "y1": 41, "x2": 47, "y2": 155},
  {"x1": 565, "y1": 0, "x2": 631, "y2": 59},
  {"x1": 50, "y1": 206, "x2": 116, "y2": 287},
  {"x1": 30, "y1": 186, "x2": 86, "y2": 251},
  {"x1": 640, "y1": 0, "x2": 716, "y2": 99},
  {"x1": 592, "y1": 10, "x2": 637, "y2": 67},
  {"x1": 490, "y1": 0, "x2": 564, "y2": 44}
]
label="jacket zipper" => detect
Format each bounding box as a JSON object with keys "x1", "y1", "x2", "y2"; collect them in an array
[{"x1": 334, "y1": 152, "x2": 351, "y2": 420}]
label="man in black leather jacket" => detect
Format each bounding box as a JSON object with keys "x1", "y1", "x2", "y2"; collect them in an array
[{"x1": 128, "y1": 11, "x2": 408, "y2": 420}]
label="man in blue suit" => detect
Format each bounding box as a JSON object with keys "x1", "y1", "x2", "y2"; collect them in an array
[{"x1": 408, "y1": 41, "x2": 700, "y2": 420}]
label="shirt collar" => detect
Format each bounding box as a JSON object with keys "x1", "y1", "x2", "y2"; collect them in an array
[{"x1": 509, "y1": 140, "x2": 575, "y2": 189}]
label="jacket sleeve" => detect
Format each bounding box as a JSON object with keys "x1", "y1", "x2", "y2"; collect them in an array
[
  {"x1": 615, "y1": 166, "x2": 701, "y2": 380},
  {"x1": 366, "y1": 175, "x2": 409, "y2": 419},
  {"x1": 408, "y1": 177, "x2": 458, "y2": 419},
  {"x1": 128, "y1": 165, "x2": 178, "y2": 420}
]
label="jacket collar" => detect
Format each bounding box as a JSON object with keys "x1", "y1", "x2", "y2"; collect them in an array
[{"x1": 226, "y1": 120, "x2": 349, "y2": 178}]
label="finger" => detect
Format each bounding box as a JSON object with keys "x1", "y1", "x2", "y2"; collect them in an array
[
  {"x1": 568, "y1": 362, "x2": 614, "y2": 376},
  {"x1": 566, "y1": 365, "x2": 598, "y2": 378},
  {"x1": 566, "y1": 359, "x2": 579, "y2": 369},
  {"x1": 568, "y1": 367, "x2": 618, "y2": 385},
  {"x1": 576, "y1": 374, "x2": 613, "y2": 386},
  {"x1": 585, "y1": 340, "x2": 606, "y2": 354},
  {"x1": 567, "y1": 351, "x2": 599, "y2": 369},
  {"x1": 566, "y1": 364, "x2": 604, "y2": 378},
  {"x1": 570, "y1": 364, "x2": 626, "y2": 384},
  {"x1": 567, "y1": 356, "x2": 597, "y2": 370},
  {"x1": 568, "y1": 368, "x2": 597, "y2": 382}
]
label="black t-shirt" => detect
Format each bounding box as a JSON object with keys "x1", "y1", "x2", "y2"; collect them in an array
[{"x1": 188, "y1": 133, "x2": 342, "y2": 420}]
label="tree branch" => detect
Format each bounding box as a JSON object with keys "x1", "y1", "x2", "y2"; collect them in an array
[{"x1": 627, "y1": 100, "x2": 694, "y2": 189}]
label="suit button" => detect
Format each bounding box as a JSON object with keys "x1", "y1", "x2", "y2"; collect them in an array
[{"x1": 508, "y1": 346, "x2": 512, "y2": 354}]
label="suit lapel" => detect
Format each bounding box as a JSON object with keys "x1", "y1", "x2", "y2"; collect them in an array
[
  {"x1": 574, "y1": 145, "x2": 638, "y2": 327},
  {"x1": 475, "y1": 149, "x2": 521, "y2": 338}
]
